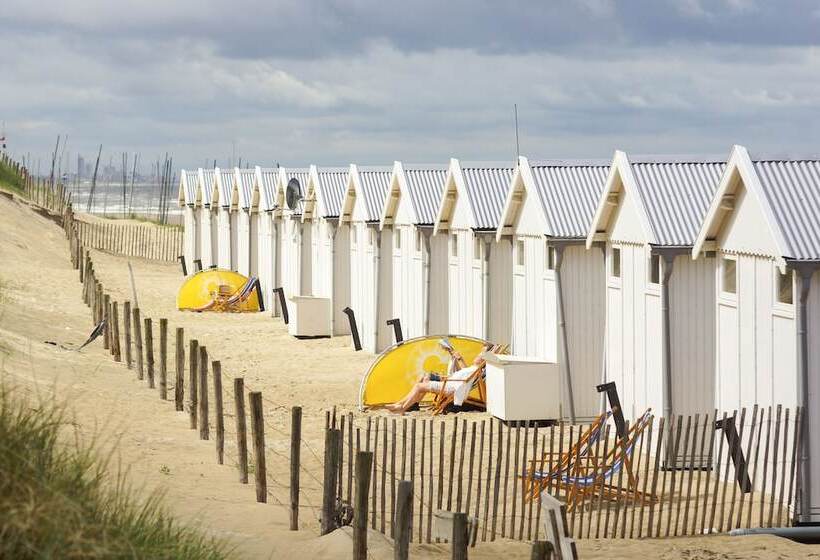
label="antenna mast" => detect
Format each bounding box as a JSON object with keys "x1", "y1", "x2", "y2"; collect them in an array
[{"x1": 514, "y1": 104, "x2": 521, "y2": 161}]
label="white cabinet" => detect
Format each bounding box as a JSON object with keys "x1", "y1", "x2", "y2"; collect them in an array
[
  {"x1": 484, "y1": 354, "x2": 560, "y2": 421},
  {"x1": 287, "y1": 296, "x2": 331, "y2": 337}
]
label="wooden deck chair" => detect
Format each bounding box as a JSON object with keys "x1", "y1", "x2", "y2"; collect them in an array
[{"x1": 430, "y1": 343, "x2": 509, "y2": 415}]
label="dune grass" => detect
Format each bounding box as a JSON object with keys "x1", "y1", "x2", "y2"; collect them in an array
[
  {"x1": 0, "y1": 158, "x2": 25, "y2": 193},
  {"x1": 0, "y1": 386, "x2": 230, "y2": 559}
]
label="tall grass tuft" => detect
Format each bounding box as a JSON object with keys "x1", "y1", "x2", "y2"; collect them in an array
[
  {"x1": 0, "y1": 158, "x2": 25, "y2": 193},
  {"x1": 0, "y1": 387, "x2": 230, "y2": 559}
]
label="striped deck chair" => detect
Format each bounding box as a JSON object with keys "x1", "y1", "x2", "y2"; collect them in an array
[{"x1": 430, "y1": 343, "x2": 509, "y2": 415}]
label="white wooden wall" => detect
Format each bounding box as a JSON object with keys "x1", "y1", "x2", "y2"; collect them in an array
[
  {"x1": 229, "y1": 212, "x2": 239, "y2": 271},
  {"x1": 210, "y1": 208, "x2": 218, "y2": 266},
  {"x1": 511, "y1": 235, "x2": 556, "y2": 360},
  {"x1": 257, "y1": 213, "x2": 274, "y2": 313},
  {"x1": 237, "y1": 210, "x2": 251, "y2": 276},
  {"x1": 217, "y1": 207, "x2": 231, "y2": 269},
  {"x1": 182, "y1": 206, "x2": 196, "y2": 272},
  {"x1": 249, "y1": 212, "x2": 259, "y2": 277},
  {"x1": 300, "y1": 220, "x2": 313, "y2": 296},
  {"x1": 807, "y1": 270, "x2": 820, "y2": 520},
  {"x1": 310, "y1": 220, "x2": 351, "y2": 335},
  {"x1": 428, "y1": 234, "x2": 449, "y2": 335},
  {"x1": 349, "y1": 223, "x2": 393, "y2": 353},
  {"x1": 280, "y1": 217, "x2": 301, "y2": 298},
  {"x1": 199, "y1": 207, "x2": 213, "y2": 268}
]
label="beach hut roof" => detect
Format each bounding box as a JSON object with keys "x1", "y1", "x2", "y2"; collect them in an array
[
  {"x1": 435, "y1": 159, "x2": 515, "y2": 233},
  {"x1": 256, "y1": 167, "x2": 280, "y2": 212},
  {"x1": 693, "y1": 145, "x2": 820, "y2": 263},
  {"x1": 498, "y1": 157, "x2": 610, "y2": 240},
  {"x1": 213, "y1": 168, "x2": 236, "y2": 208},
  {"x1": 587, "y1": 151, "x2": 724, "y2": 248},
  {"x1": 199, "y1": 168, "x2": 215, "y2": 206},
  {"x1": 342, "y1": 165, "x2": 392, "y2": 223},
  {"x1": 234, "y1": 167, "x2": 257, "y2": 210},
  {"x1": 314, "y1": 166, "x2": 349, "y2": 218},
  {"x1": 178, "y1": 169, "x2": 199, "y2": 207}
]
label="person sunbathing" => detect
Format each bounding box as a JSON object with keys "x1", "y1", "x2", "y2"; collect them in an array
[{"x1": 386, "y1": 351, "x2": 486, "y2": 414}]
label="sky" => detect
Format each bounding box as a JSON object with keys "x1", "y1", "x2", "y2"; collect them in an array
[{"x1": 1, "y1": 0, "x2": 818, "y2": 173}]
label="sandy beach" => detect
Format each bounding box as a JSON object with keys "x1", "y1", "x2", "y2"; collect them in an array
[{"x1": 0, "y1": 192, "x2": 816, "y2": 559}]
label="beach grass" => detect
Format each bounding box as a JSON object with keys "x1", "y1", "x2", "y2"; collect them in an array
[
  {"x1": 0, "y1": 386, "x2": 230, "y2": 559},
  {"x1": 0, "y1": 158, "x2": 25, "y2": 193}
]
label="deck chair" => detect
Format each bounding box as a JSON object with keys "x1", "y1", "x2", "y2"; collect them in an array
[{"x1": 430, "y1": 343, "x2": 509, "y2": 415}]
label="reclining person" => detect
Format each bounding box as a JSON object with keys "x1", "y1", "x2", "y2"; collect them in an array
[{"x1": 387, "y1": 349, "x2": 486, "y2": 414}]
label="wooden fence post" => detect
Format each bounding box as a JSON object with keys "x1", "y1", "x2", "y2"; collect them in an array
[
  {"x1": 249, "y1": 391, "x2": 267, "y2": 502},
  {"x1": 213, "y1": 361, "x2": 224, "y2": 464},
  {"x1": 103, "y1": 294, "x2": 111, "y2": 350},
  {"x1": 123, "y1": 301, "x2": 132, "y2": 368},
  {"x1": 144, "y1": 318, "x2": 155, "y2": 388},
  {"x1": 290, "y1": 406, "x2": 302, "y2": 530},
  {"x1": 133, "y1": 307, "x2": 143, "y2": 379},
  {"x1": 111, "y1": 301, "x2": 121, "y2": 362},
  {"x1": 530, "y1": 541, "x2": 553, "y2": 560},
  {"x1": 198, "y1": 346, "x2": 209, "y2": 440},
  {"x1": 158, "y1": 318, "x2": 168, "y2": 399},
  {"x1": 354, "y1": 451, "x2": 373, "y2": 560},
  {"x1": 175, "y1": 327, "x2": 184, "y2": 411},
  {"x1": 394, "y1": 481, "x2": 413, "y2": 560},
  {"x1": 188, "y1": 339, "x2": 198, "y2": 429},
  {"x1": 235, "y1": 378, "x2": 249, "y2": 484},
  {"x1": 322, "y1": 429, "x2": 341, "y2": 535},
  {"x1": 452, "y1": 512, "x2": 469, "y2": 560}
]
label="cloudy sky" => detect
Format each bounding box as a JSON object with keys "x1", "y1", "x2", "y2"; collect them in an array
[{"x1": 1, "y1": 0, "x2": 818, "y2": 173}]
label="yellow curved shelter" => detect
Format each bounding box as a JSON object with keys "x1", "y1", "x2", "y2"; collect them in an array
[
  {"x1": 176, "y1": 269, "x2": 260, "y2": 312},
  {"x1": 359, "y1": 335, "x2": 488, "y2": 409}
]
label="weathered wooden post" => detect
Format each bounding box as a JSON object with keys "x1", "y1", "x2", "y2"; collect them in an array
[
  {"x1": 110, "y1": 301, "x2": 121, "y2": 362},
  {"x1": 213, "y1": 360, "x2": 224, "y2": 464},
  {"x1": 103, "y1": 294, "x2": 111, "y2": 350},
  {"x1": 188, "y1": 339, "x2": 198, "y2": 429},
  {"x1": 144, "y1": 318, "x2": 155, "y2": 388},
  {"x1": 394, "y1": 481, "x2": 413, "y2": 560},
  {"x1": 290, "y1": 406, "x2": 302, "y2": 530},
  {"x1": 249, "y1": 391, "x2": 267, "y2": 502},
  {"x1": 133, "y1": 307, "x2": 144, "y2": 379},
  {"x1": 198, "y1": 346, "x2": 209, "y2": 440},
  {"x1": 175, "y1": 327, "x2": 184, "y2": 410},
  {"x1": 354, "y1": 451, "x2": 373, "y2": 560},
  {"x1": 530, "y1": 541, "x2": 554, "y2": 560},
  {"x1": 452, "y1": 512, "x2": 469, "y2": 560},
  {"x1": 235, "y1": 378, "x2": 249, "y2": 483},
  {"x1": 158, "y1": 318, "x2": 168, "y2": 399},
  {"x1": 123, "y1": 301, "x2": 132, "y2": 368},
  {"x1": 321, "y1": 429, "x2": 342, "y2": 535}
]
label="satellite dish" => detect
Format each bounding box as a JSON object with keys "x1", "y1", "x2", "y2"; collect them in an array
[{"x1": 286, "y1": 178, "x2": 302, "y2": 210}]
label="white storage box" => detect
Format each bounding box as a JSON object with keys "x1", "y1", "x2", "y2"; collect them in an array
[
  {"x1": 287, "y1": 296, "x2": 331, "y2": 337},
  {"x1": 484, "y1": 354, "x2": 561, "y2": 421}
]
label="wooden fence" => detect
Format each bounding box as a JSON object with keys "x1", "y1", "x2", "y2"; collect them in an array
[{"x1": 75, "y1": 217, "x2": 182, "y2": 262}]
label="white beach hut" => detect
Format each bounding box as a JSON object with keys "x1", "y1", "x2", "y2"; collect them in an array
[
  {"x1": 585, "y1": 152, "x2": 724, "y2": 422},
  {"x1": 302, "y1": 165, "x2": 351, "y2": 335},
  {"x1": 692, "y1": 146, "x2": 820, "y2": 521},
  {"x1": 233, "y1": 167, "x2": 258, "y2": 278},
  {"x1": 177, "y1": 169, "x2": 200, "y2": 273},
  {"x1": 380, "y1": 162, "x2": 450, "y2": 339},
  {"x1": 212, "y1": 167, "x2": 236, "y2": 270},
  {"x1": 277, "y1": 167, "x2": 311, "y2": 299},
  {"x1": 254, "y1": 166, "x2": 281, "y2": 315},
  {"x1": 496, "y1": 157, "x2": 610, "y2": 421},
  {"x1": 433, "y1": 160, "x2": 514, "y2": 346},
  {"x1": 341, "y1": 165, "x2": 394, "y2": 353},
  {"x1": 197, "y1": 168, "x2": 217, "y2": 269}
]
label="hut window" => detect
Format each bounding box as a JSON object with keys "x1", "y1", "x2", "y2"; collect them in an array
[
  {"x1": 394, "y1": 230, "x2": 401, "y2": 250},
  {"x1": 546, "y1": 245, "x2": 556, "y2": 270},
  {"x1": 722, "y1": 256, "x2": 736, "y2": 294},
  {"x1": 451, "y1": 234, "x2": 458, "y2": 257},
  {"x1": 649, "y1": 254, "x2": 661, "y2": 285},
  {"x1": 610, "y1": 247, "x2": 621, "y2": 278},
  {"x1": 516, "y1": 240, "x2": 525, "y2": 266},
  {"x1": 777, "y1": 268, "x2": 794, "y2": 304},
  {"x1": 474, "y1": 238, "x2": 482, "y2": 260}
]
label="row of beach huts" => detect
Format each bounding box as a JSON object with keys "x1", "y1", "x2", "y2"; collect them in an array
[{"x1": 178, "y1": 145, "x2": 820, "y2": 518}]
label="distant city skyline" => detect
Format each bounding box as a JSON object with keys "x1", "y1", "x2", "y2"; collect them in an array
[{"x1": 1, "y1": 0, "x2": 818, "y2": 172}]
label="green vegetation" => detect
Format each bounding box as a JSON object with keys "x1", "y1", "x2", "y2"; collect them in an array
[
  {"x1": 0, "y1": 158, "x2": 25, "y2": 193},
  {"x1": 0, "y1": 387, "x2": 229, "y2": 559}
]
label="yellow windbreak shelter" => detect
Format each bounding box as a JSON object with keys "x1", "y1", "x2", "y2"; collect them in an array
[
  {"x1": 177, "y1": 268, "x2": 261, "y2": 312},
  {"x1": 359, "y1": 335, "x2": 487, "y2": 409}
]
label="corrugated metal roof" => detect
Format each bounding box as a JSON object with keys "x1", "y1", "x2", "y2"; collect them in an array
[
  {"x1": 200, "y1": 169, "x2": 215, "y2": 206},
  {"x1": 529, "y1": 160, "x2": 610, "y2": 238},
  {"x1": 752, "y1": 158, "x2": 820, "y2": 260},
  {"x1": 283, "y1": 168, "x2": 310, "y2": 214},
  {"x1": 236, "y1": 168, "x2": 255, "y2": 209},
  {"x1": 629, "y1": 158, "x2": 725, "y2": 246},
  {"x1": 182, "y1": 170, "x2": 198, "y2": 205},
  {"x1": 460, "y1": 163, "x2": 515, "y2": 230},
  {"x1": 216, "y1": 169, "x2": 235, "y2": 207},
  {"x1": 315, "y1": 167, "x2": 349, "y2": 218},
  {"x1": 403, "y1": 164, "x2": 448, "y2": 225},
  {"x1": 258, "y1": 168, "x2": 279, "y2": 211},
  {"x1": 357, "y1": 167, "x2": 392, "y2": 222}
]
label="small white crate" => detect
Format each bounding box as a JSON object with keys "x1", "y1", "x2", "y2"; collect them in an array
[
  {"x1": 287, "y1": 296, "x2": 331, "y2": 337},
  {"x1": 484, "y1": 354, "x2": 561, "y2": 422}
]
